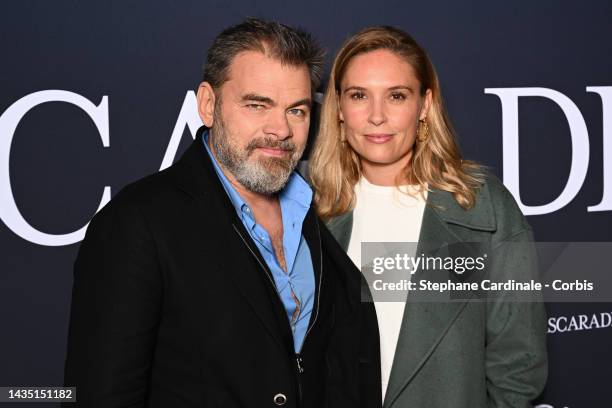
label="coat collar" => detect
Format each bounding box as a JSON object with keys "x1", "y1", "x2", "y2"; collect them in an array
[
  {"x1": 426, "y1": 183, "x2": 496, "y2": 232},
  {"x1": 327, "y1": 181, "x2": 497, "y2": 253},
  {"x1": 171, "y1": 127, "x2": 227, "y2": 202}
]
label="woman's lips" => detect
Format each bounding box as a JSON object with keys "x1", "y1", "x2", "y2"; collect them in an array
[{"x1": 364, "y1": 134, "x2": 394, "y2": 144}]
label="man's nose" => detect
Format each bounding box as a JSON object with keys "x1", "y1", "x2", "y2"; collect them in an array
[
  {"x1": 263, "y1": 109, "x2": 291, "y2": 139},
  {"x1": 368, "y1": 97, "x2": 387, "y2": 126}
]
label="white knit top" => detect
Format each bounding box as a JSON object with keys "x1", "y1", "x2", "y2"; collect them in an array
[{"x1": 346, "y1": 176, "x2": 427, "y2": 401}]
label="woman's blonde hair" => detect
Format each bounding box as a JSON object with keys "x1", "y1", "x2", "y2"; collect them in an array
[{"x1": 309, "y1": 26, "x2": 484, "y2": 220}]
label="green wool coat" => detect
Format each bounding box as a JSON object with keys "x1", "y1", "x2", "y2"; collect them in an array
[{"x1": 326, "y1": 174, "x2": 548, "y2": 408}]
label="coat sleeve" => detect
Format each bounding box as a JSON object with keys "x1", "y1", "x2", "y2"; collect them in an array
[
  {"x1": 485, "y1": 227, "x2": 548, "y2": 408},
  {"x1": 63, "y1": 188, "x2": 163, "y2": 407}
]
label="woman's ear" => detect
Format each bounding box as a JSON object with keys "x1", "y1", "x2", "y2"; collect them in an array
[
  {"x1": 420, "y1": 89, "x2": 433, "y2": 121},
  {"x1": 338, "y1": 95, "x2": 344, "y2": 122},
  {"x1": 196, "y1": 82, "x2": 216, "y2": 127}
]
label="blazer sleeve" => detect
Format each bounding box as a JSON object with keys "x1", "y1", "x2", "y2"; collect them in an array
[
  {"x1": 485, "y1": 227, "x2": 548, "y2": 408},
  {"x1": 63, "y1": 188, "x2": 163, "y2": 407}
]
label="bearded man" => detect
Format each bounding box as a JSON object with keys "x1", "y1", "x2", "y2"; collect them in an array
[{"x1": 63, "y1": 18, "x2": 381, "y2": 408}]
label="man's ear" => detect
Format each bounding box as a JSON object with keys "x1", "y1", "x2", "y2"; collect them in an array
[{"x1": 197, "y1": 82, "x2": 216, "y2": 127}]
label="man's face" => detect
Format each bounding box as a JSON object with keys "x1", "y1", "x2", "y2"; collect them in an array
[{"x1": 208, "y1": 51, "x2": 312, "y2": 194}]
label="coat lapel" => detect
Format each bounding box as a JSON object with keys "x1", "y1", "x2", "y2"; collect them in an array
[
  {"x1": 301, "y1": 208, "x2": 324, "y2": 332},
  {"x1": 384, "y1": 187, "x2": 496, "y2": 407},
  {"x1": 383, "y1": 202, "x2": 467, "y2": 407},
  {"x1": 171, "y1": 131, "x2": 295, "y2": 352}
]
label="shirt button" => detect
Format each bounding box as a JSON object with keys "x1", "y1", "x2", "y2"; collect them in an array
[{"x1": 273, "y1": 393, "x2": 287, "y2": 406}]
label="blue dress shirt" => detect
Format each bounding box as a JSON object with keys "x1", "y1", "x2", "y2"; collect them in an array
[{"x1": 202, "y1": 131, "x2": 315, "y2": 353}]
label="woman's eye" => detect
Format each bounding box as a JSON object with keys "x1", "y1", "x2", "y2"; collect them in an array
[
  {"x1": 349, "y1": 92, "x2": 366, "y2": 100},
  {"x1": 390, "y1": 92, "x2": 406, "y2": 101}
]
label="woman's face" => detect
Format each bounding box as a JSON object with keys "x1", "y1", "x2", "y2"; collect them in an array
[{"x1": 339, "y1": 49, "x2": 431, "y2": 177}]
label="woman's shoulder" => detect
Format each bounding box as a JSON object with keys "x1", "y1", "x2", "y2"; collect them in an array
[
  {"x1": 326, "y1": 211, "x2": 352, "y2": 229},
  {"x1": 430, "y1": 168, "x2": 532, "y2": 241},
  {"x1": 474, "y1": 169, "x2": 532, "y2": 237}
]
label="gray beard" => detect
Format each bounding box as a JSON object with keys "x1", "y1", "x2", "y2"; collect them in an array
[{"x1": 210, "y1": 108, "x2": 303, "y2": 195}]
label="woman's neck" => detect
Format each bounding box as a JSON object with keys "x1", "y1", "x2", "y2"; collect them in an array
[{"x1": 360, "y1": 154, "x2": 413, "y2": 186}]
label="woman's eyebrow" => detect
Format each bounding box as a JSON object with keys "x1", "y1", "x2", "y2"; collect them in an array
[
  {"x1": 389, "y1": 85, "x2": 413, "y2": 91},
  {"x1": 342, "y1": 86, "x2": 366, "y2": 93},
  {"x1": 342, "y1": 85, "x2": 415, "y2": 93}
]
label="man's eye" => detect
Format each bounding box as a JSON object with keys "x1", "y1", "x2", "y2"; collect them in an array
[
  {"x1": 288, "y1": 108, "x2": 306, "y2": 117},
  {"x1": 349, "y1": 92, "x2": 366, "y2": 100},
  {"x1": 246, "y1": 104, "x2": 265, "y2": 110},
  {"x1": 390, "y1": 92, "x2": 406, "y2": 101}
]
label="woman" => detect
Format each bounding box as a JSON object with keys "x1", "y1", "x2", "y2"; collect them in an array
[{"x1": 309, "y1": 26, "x2": 547, "y2": 407}]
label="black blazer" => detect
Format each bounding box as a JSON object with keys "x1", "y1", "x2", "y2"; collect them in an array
[{"x1": 63, "y1": 128, "x2": 381, "y2": 408}]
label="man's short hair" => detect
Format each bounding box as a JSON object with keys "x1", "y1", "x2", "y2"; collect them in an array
[{"x1": 203, "y1": 18, "x2": 325, "y2": 92}]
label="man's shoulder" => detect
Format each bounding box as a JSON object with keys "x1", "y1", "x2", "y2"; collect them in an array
[
  {"x1": 92, "y1": 164, "x2": 189, "y2": 224},
  {"x1": 117, "y1": 167, "x2": 180, "y2": 206}
]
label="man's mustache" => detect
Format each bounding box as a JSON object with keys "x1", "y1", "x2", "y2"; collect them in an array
[{"x1": 246, "y1": 137, "x2": 296, "y2": 154}]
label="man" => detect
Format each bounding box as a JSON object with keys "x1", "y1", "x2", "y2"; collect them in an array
[{"x1": 63, "y1": 18, "x2": 381, "y2": 408}]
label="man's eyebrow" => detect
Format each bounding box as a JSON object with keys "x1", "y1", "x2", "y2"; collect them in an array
[
  {"x1": 287, "y1": 98, "x2": 312, "y2": 110},
  {"x1": 241, "y1": 93, "x2": 276, "y2": 106}
]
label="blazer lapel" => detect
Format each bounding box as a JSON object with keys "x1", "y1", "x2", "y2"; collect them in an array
[{"x1": 172, "y1": 130, "x2": 294, "y2": 353}]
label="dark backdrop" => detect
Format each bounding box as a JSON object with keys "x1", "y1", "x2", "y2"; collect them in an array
[{"x1": 1, "y1": 1, "x2": 611, "y2": 407}]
